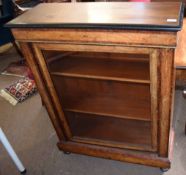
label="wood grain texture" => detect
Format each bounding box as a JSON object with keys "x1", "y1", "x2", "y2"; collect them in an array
[
  {"x1": 175, "y1": 18, "x2": 186, "y2": 69},
  {"x1": 7, "y1": 2, "x2": 183, "y2": 31},
  {"x1": 12, "y1": 28, "x2": 177, "y2": 48},
  {"x1": 19, "y1": 43, "x2": 66, "y2": 141},
  {"x1": 18, "y1": 42, "x2": 176, "y2": 166},
  {"x1": 36, "y1": 43, "x2": 151, "y2": 53},
  {"x1": 158, "y1": 48, "x2": 175, "y2": 157},
  {"x1": 66, "y1": 112, "x2": 152, "y2": 150},
  {"x1": 32, "y1": 44, "x2": 72, "y2": 139},
  {"x1": 150, "y1": 49, "x2": 158, "y2": 150},
  {"x1": 58, "y1": 141, "x2": 170, "y2": 168},
  {"x1": 175, "y1": 18, "x2": 186, "y2": 87},
  {"x1": 71, "y1": 136, "x2": 153, "y2": 152},
  {"x1": 48, "y1": 52, "x2": 150, "y2": 84},
  {"x1": 10, "y1": 5, "x2": 180, "y2": 167},
  {"x1": 52, "y1": 76, "x2": 151, "y2": 121}
]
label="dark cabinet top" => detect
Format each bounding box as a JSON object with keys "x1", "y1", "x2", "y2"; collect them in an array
[{"x1": 6, "y1": 2, "x2": 184, "y2": 31}]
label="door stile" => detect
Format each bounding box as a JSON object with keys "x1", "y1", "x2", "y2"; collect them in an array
[{"x1": 32, "y1": 43, "x2": 72, "y2": 139}]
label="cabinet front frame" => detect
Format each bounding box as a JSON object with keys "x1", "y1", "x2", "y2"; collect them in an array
[{"x1": 26, "y1": 42, "x2": 159, "y2": 152}]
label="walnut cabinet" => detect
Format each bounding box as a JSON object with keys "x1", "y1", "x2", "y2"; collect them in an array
[{"x1": 7, "y1": 2, "x2": 184, "y2": 168}]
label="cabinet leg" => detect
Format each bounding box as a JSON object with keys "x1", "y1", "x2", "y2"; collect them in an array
[
  {"x1": 160, "y1": 168, "x2": 169, "y2": 172},
  {"x1": 63, "y1": 151, "x2": 71, "y2": 155},
  {"x1": 183, "y1": 89, "x2": 186, "y2": 98}
]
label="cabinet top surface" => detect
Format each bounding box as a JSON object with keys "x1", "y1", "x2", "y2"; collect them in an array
[{"x1": 7, "y1": 2, "x2": 184, "y2": 31}]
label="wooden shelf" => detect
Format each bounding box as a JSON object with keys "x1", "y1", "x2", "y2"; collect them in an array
[
  {"x1": 66, "y1": 111, "x2": 152, "y2": 149},
  {"x1": 64, "y1": 108, "x2": 150, "y2": 121},
  {"x1": 48, "y1": 52, "x2": 150, "y2": 84},
  {"x1": 63, "y1": 95, "x2": 151, "y2": 121},
  {"x1": 52, "y1": 76, "x2": 151, "y2": 121},
  {"x1": 51, "y1": 72, "x2": 150, "y2": 84}
]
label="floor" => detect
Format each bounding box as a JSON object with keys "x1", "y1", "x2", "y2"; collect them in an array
[{"x1": 0, "y1": 48, "x2": 186, "y2": 175}]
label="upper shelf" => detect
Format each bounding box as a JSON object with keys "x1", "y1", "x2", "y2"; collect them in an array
[
  {"x1": 48, "y1": 52, "x2": 150, "y2": 84},
  {"x1": 6, "y1": 2, "x2": 184, "y2": 31}
]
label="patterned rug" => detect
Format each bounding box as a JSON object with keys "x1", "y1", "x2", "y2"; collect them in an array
[{"x1": 0, "y1": 77, "x2": 37, "y2": 105}]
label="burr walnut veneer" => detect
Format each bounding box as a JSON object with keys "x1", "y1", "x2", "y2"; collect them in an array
[{"x1": 7, "y1": 2, "x2": 184, "y2": 168}]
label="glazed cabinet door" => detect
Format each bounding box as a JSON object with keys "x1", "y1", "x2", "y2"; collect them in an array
[{"x1": 31, "y1": 43, "x2": 159, "y2": 152}]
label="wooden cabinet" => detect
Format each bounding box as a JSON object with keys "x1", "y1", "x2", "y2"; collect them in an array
[{"x1": 7, "y1": 2, "x2": 184, "y2": 169}]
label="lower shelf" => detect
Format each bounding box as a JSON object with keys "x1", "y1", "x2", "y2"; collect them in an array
[{"x1": 65, "y1": 111, "x2": 152, "y2": 151}]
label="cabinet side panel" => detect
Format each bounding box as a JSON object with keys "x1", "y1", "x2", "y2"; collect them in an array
[{"x1": 158, "y1": 48, "x2": 175, "y2": 157}]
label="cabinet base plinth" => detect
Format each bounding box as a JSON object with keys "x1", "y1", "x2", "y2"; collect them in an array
[{"x1": 57, "y1": 141, "x2": 170, "y2": 168}]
